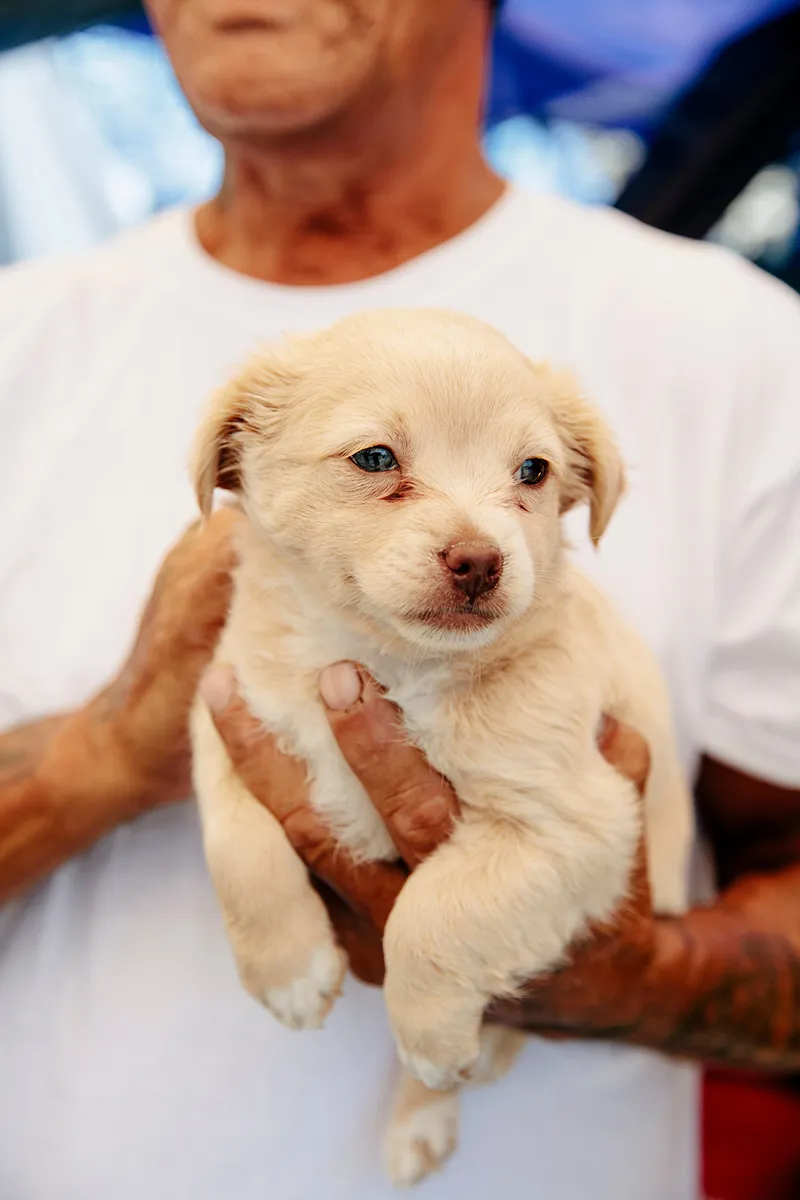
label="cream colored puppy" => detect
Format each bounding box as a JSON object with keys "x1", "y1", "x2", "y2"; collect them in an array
[{"x1": 190, "y1": 309, "x2": 692, "y2": 1186}]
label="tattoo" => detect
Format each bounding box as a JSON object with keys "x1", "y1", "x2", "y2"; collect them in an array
[
  {"x1": 507, "y1": 873, "x2": 800, "y2": 1072},
  {"x1": 653, "y1": 925, "x2": 800, "y2": 1071},
  {"x1": 574, "y1": 921, "x2": 800, "y2": 1071}
]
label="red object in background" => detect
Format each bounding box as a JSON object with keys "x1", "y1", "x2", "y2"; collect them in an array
[{"x1": 703, "y1": 1069, "x2": 800, "y2": 1200}]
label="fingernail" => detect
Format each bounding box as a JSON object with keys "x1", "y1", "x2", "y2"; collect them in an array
[
  {"x1": 200, "y1": 664, "x2": 235, "y2": 712},
  {"x1": 319, "y1": 662, "x2": 363, "y2": 711}
]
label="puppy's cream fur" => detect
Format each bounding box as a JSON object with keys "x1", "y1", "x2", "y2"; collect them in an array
[{"x1": 190, "y1": 309, "x2": 693, "y2": 1185}]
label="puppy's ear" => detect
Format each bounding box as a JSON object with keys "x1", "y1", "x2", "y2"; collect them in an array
[
  {"x1": 541, "y1": 367, "x2": 626, "y2": 545},
  {"x1": 190, "y1": 348, "x2": 299, "y2": 518},
  {"x1": 191, "y1": 378, "x2": 251, "y2": 518}
]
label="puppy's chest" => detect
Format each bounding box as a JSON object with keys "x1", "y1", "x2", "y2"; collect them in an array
[
  {"x1": 384, "y1": 675, "x2": 457, "y2": 764},
  {"x1": 226, "y1": 602, "x2": 596, "y2": 814},
  {"x1": 380, "y1": 666, "x2": 560, "y2": 802}
]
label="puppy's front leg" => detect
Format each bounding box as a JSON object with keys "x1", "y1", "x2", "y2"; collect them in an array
[
  {"x1": 383, "y1": 779, "x2": 638, "y2": 1089},
  {"x1": 192, "y1": 701, "x2": 346, "y2": 1029}
]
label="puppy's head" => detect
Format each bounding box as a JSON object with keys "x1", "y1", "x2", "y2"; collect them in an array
[{"x1": 192, "y1": 310, "x2": 624, "y2": 654}]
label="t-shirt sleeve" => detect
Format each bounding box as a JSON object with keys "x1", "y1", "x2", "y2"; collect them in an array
[{"x1": 702, "y1": 271, "x2": 800, "y2": 786}]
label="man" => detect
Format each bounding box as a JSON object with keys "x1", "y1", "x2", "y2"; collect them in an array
[{"x1": 0, "y1": 2, "x2": 798, "y2": 1197}]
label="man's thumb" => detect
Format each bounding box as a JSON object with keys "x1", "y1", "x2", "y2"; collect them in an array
[{"x1": 199, "y1": 664, "x2": 237, "y2": 714}]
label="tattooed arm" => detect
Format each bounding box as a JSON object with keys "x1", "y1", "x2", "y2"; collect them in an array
[
  {"x1": 646, "y1": 757, "x2": 800, "y2": 1070},
  {"x1": 0, "y1": 510, "x2": 238, "y2": 903}
]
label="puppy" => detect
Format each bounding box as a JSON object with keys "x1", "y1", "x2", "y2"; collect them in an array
[{"x1": 190, "y1": 309, "x2": 693, "y2": 1186}]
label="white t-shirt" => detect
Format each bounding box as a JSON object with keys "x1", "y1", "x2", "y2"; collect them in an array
[{"x1": 1, "y1": 188, "x2": 799, "y2": 1200}]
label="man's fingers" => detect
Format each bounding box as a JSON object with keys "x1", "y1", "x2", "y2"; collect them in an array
[
  {"x1": 596, "y1": 716, "x2": 652, "y2": 911},
  {"x1": 598, "y1": 716, "x2": 650, "y2": 798},
  {"x1": 200, "y1": 665, "x2": 407, "y2": 928},
  {"x1": 149, "y1": 511, "x2": 240, "y2": 686},
  {"x1": 291, "y1": 815, "x2": 406, "y2": 930},
  {"x1": 319, "y1": 662, "x2": 458, "y2": 867},
  {"x1": 200, "y1": 665, "x2": 305, "y2": 797},
  {"x1": 180, "y1": 512, "x2": 240, "y2": 636},
  {"x1": 312, "y1": 882, "x2": 386, "y2": 985}
]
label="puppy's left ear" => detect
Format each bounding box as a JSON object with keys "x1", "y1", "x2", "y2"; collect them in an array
[
  {"x1": 544, "y1": 369, "x2": 626, "y2": 545},
  {"x1": 190, "y1": 347, "x2": 299, "y2": 518}
]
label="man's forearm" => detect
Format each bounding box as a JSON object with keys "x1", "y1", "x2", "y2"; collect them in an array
[
  {"x1": 0, "y1": 706, "x2": 138, "y2": 902},
  {"x1": 635, "y1": 867, "x2": 800, "y2": 1070},
  {"x1": 555, "y1": 867, "x2": 800, "y2": 1071},
  {"x1": 502, "y1": 864, "x2": 800, "y2": 1071}
]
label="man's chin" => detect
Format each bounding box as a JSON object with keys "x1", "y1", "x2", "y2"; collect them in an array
[{"x1": 187, "y1": 45, "x2": 374, "y2": 139}]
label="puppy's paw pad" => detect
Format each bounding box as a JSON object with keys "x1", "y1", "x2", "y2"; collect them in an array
[
  {"x1": 263, "y1": 944, "x2": 346, "y2": 1030},
  {"x1": 398, "y1": 1048, "x2": 477, "y2": 1092},
  {"x1": 386, "y1": 1097, "x2": 459, "y2": 1187}
]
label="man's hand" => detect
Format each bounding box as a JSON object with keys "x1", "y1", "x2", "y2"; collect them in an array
[
  {"x1": 92, "y1": 507, "x2": 240, "y2": 810},
  {"x1": 201, "y1": 660, "x2": 652, "y2": 997},
  {"x1": 0, "y1": 510, "x2": 239, "y2": 901},
  {"x1": 487, "y1": 720, "x2": 654, "y2": 1034}
]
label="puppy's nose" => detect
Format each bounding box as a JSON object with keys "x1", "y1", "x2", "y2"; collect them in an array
[{"x1": 442, "y1": 542, "x2": 503, "y2": 602}]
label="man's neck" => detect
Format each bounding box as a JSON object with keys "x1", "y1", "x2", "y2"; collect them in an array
[{"x1": 194, "y1": 24, "x2": 505, "y2": 286}]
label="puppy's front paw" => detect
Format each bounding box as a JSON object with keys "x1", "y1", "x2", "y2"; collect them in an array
[
  {"x1": 396, "y1": 1042, "x2": 479, "y2": 1092},
  {"x1": 386, "y1": 975, "x2": 484, "y2": 1090},
  {"x1": 392, "y1": 1008, "x2": 482, "y2": 1090},
  {"x1": 385, "y1": 1093, "x2": 459, "y2": 1187},
  {"x1": 243, "y1": 942, "x2": 347, "y2": 1031}
]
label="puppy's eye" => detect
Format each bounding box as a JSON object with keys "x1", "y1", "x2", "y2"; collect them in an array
[
  {"x1": 350, "y1": 446, "x2": 398, "y2": 473},
  {"x1": 516, "y1": 457, "x2": 549, "y2": 486}
]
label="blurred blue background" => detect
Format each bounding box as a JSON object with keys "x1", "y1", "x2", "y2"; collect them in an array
[{"x1": 0, "y1": 0, "x2": 798, "y2": 284}]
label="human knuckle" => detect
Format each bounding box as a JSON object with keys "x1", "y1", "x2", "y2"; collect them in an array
[
  {"x1": 233, "y1": 732, "x2": 274, "y2": 776},
  {"x1": 387, "y1": 785, "x2": 452, "y2": 853},
  {"x1": 282, "y1": 805, "x2": 333, "y2": 865}
]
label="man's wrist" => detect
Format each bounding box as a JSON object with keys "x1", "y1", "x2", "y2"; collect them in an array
[{"x1": 631, "y1": 914, "x2": 698, "y2": 1044}]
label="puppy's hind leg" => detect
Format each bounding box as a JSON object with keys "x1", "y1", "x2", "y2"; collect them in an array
[
  {"x1": 385, "y1": 1067, "x2": 460, "y2": 1187},
  {"x1": 384, "y1": 1027, "x2": 524, "y2": 1185},
  {"x1": 192, "y1": 700, "x2": 346, "y2": 1030}
]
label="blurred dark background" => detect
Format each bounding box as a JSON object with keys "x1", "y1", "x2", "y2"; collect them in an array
[{"x1": 0, "y1": 0, "x2": 798, "y2": 291}]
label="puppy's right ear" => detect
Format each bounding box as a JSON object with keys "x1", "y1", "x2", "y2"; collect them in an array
[
  {"x1": 526, "y1": 362, "x2": 625, "y2": 546},
  {"x1": 190, "y1": 349, "x2": 299, "y2": 518}
]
